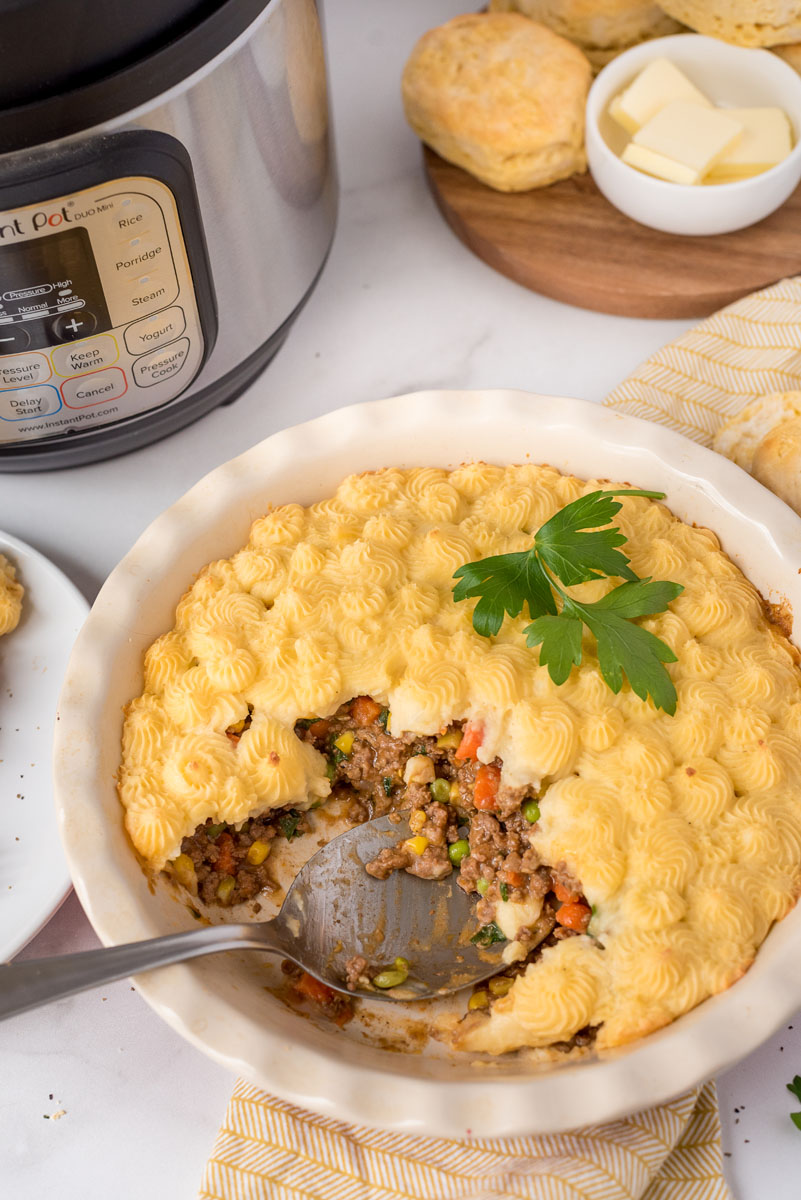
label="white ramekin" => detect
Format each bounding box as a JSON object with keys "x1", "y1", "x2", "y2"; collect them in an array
[{"x1": 586, "y1": 34, "x2": 801, "y2": 235}]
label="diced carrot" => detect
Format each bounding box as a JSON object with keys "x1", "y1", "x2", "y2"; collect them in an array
[
  {"x1": 473, "y1": 762, "x2": 501, "y2": 810},
  {"x1": 215, "y1": 832, "x2": 236, "y2": 877},
  {"x1": 351, "y1": 696, "x2": 383, "y2": 726},
  {"x1": 455, "y1": 721, "x2": 484, "y2": 762},
  {"x1": 294, "y1": 971, "x2": 338, "y2": 1006},
  {"x1": 553, "y1": 881, "x2": 581, "y2": 904},
  {"x1": 556, "y1": 902, "x2": 591, "y2": 933},
  {"x1": 225, "y1": 730, "x2": 241, "y2": 745},
  {"x1": 501, "y1": 869, "x2": 526, "y2": 889},
  {"x1": 308, "y1": 719, "x2": 330, "y2": 738}
]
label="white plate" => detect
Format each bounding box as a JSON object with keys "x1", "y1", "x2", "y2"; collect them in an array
[
  {"x1": 0, "y1": 532, "x2": 88, "y2": 961},
  {"x1": 53, "y1": 391, "x2": 801, "y2": 1136}
]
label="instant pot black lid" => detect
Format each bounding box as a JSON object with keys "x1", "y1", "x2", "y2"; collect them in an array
[{"x1": 0, "y1": 0, "x2": 269, "y2": 154}]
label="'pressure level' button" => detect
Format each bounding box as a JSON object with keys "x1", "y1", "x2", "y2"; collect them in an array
[
  {"x1": 61, "y1": 367, "x2": 128, "y2": 409},
  {"x1": 0, "y1": 352, "x2": 51, "y2": 388},
  {"x1": 124, "y1": 306, "x2": 185, "y2": 356},
  {"x1": 52, "y1": 334, "x2": 118, "y2": 378},
  {"x1": 0, "y1": 384, "x2": 61, "y2": 421},
  {"x1": 133, "y1": 338, "x2": 190, "y2": 387}
]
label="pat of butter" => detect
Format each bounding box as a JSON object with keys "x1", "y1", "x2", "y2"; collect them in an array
[
  {"x1": 609, "y1": 58, "x2": 712, "y2": 135},
  {"x1": 705, "y1": 107, "x2": 793, "y2": 181},
  {"x1": 622, "y1": 100, "x2": 742, "y2": 185}
]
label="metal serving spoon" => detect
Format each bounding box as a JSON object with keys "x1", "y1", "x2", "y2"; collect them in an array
[{"x1": 0, "y1": 815, "x2": 507, "y2": 1021}]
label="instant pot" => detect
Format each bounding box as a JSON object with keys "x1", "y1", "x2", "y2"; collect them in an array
[{"x1": 0, "y1": 0, "x2": 337, "y2": 470}]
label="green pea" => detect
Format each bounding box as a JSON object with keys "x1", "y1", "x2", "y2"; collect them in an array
[
  {"x1": 448, "y1": 839, "x2": 470, "y2": 866},
  {"x1": 373, "y1": 968, "x2": 407, "y2": 989},
  {"x1": 476, "y1": 877, "x2": 489, "y2": 896},
  {"x1": 522, "y1": 799, "x2": 540, "y2": 823},
  {"x1": 429, "y1": 777, "x2": 451, "y2": 804}
]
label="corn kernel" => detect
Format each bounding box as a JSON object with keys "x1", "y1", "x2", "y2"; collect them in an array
[
  {"x1": 172, "y1": 853, "x2": 197, "y2": 894},
  {"x1": 468, "y1": 990, "x2": 489, "y2": 1011},
  {"x1": 404, "y1": 836, "x2": 429, "y2": 856},
  {"x1": 436, "y1": 731, "x2": 462, "y2": 750},
  {"x1": 246, "y1": 840, "x2": 271, "y2": 866},
  {"x1": 449, "y1": 781, "x2": 461, "y2": 804},
  {"x1": 333, "y1": 730, "x2": 355, "y2": 756},
  {"x1": 216, "y1": 875, "x2": 236, "y2": 904},
  {"x1": 488, "y1": 976, "x2": 514, "y2": 997},
  {"x1": 408, "y1": 809, "x2": 426, "y2": 835}
]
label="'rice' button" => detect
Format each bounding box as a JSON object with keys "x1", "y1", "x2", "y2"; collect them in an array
[
  {"x1": 124, "y1": 306, "x2": 186, "y2": 356},
  {"x1": 61, "y1": 367, "x2": 128, "y2": 409},
  {"x1": 132, "y1": 338, "x2": 190, "y2": 387}
]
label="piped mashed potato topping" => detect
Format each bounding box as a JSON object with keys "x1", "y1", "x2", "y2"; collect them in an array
[
  {"x1": 0, "y1": 554, "x2": 23, "y2": 637},
  {"x1": 119, "y1": 464, "x2": 801, "y2": 1052}
]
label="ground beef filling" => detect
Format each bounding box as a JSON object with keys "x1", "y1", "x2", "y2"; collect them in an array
[{"x1": 168, "y1": 695, "x2": 595, "y2": 1039}]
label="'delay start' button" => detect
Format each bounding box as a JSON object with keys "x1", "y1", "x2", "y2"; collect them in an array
[
  {"x1": 124, "y1": 306, "x2": 185, "y2": 356},
  {"x1": 133, "y1": 338, "x2": 190, "y2": 387},
  {"x1": 0, "y1": 383, "x2": 61, "y2": 421},
  {"x1": 61, "y1": 367, "x2": 127, "y2": 409},
  {"x1": 0, "y1": 351, "x2": 51, "y2": 388},
  {"x1": 52, "y1": 334, "x2": 119, "y2": 377}
]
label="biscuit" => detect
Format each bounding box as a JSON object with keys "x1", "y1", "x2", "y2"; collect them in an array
[
  {"x1": 712, "y1": 391, "x2": 801, "y2": 470},
  {"x1": 489, "y1": 0, "x2": 682, "y2": 63},
  {"x1": 751, "y1": 415, "x2": 801, "y2": 514},
  {"x1": 402, "y1": 13, "x2": 591, "y2": 192},
  {"x1": 656, "y1": 0, "x2": 801, "y2": 47}
]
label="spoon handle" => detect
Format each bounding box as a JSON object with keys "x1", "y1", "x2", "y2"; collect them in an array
[{"x1": 0, "y1": 923, "x2": 285, "y2": 1021}]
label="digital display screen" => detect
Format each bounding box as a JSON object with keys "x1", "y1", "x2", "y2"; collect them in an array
[{"x1": 0, "y1": 226, "x2": 111, "y2": 354}]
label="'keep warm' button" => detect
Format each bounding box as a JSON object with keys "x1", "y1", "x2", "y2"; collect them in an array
[
  {"x1": 52, "y1": 334, "x2": 118, "y2": 377},
  {"x1": 133, "y1": 337, "x2": 190, "y2": 388},
  {"x1": 61, "y1": 367, "x2": 128, "y2": 409}
]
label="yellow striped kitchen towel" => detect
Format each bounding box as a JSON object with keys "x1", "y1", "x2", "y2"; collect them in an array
[
  {"x1": 603, "y1": 274, "x2": 801, "y2": 441},
  {"x1": 195, "y1": 279, "x2": 800, "y2": 1200},
  {"x1": 199, "y1": 1077, "x2": 730, "y2": 1200}
]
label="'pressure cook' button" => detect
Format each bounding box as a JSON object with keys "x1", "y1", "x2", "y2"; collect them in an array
[
  {"x1": 52, "y1": 334, "x2": 118, "y2": 377},
  {"x1": 0, "y1": 351, "x2": 51, "y2": 388},
  {"x1": 61, "y1": 367, "x2": 128, "y2": 409},
  {"x1": 133, "y1": 338, "x2": 190, "y2": 387},
  {"x1": 0, "y1": 384, "x2": 61, "y2": 421},
  {"x1": 124, "y1": 306, "x2": 186, "y2": 356}
]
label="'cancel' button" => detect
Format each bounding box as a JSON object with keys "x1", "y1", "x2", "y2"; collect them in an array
[
  {"x1": 133, "y1": 337, "x2": 190, "y2": 388},
  {"x1": 61, "y1": 367, "x2": 128, "y2": 409}
]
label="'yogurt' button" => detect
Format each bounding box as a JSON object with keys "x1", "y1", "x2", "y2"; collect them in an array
[
  {"x1": 0, "y1": 383, "x2": 61, "y2": 421},
  {"x1": 133, "y1": 338, "x2": 190, "y2": 387},
  {"x1": 0, "y1": 351, "x2": 51, "y2": 388},
  {"x1": 124, "y1": 306, "x2": 186, "y2": 356},
  {"x1": 61, "y1": 367, "x2": 128, "y2": 409},
  {"x1": 52, "y1": 334, "x2": 119, "y2": 377}
]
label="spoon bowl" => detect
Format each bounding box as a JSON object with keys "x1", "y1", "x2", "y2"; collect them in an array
[{"x1": 0, "y1": 814, "x2": 506, "y2": 1020}]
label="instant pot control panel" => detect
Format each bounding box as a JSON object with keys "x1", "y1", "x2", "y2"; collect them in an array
[{"x1": 0, "y1": 133, "x2": 216, "y2": 446}]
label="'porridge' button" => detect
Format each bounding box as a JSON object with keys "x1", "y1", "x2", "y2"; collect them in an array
[
  {"x1": 61, "y1": 367, "x2": 128, "y2": 409},
  {"x1": 124, "y1": 306, "x2": 186, "y2": 356},
  {"x1": 133, "y1": 337, "x2": 190, "y2": 387}
]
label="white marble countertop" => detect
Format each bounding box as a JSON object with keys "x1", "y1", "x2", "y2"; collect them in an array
[{"x1": 2, "y1": 2, "x2": 801, "y2": 1196}]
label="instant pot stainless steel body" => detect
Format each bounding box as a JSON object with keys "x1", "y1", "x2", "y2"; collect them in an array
[{"x1": 0, "y1": 0, "x2": 336, "y2": 469}]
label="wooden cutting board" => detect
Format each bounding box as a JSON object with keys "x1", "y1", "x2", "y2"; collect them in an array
[{"x1": 424, "y1": 146, "x2": 801, "y2": 319}]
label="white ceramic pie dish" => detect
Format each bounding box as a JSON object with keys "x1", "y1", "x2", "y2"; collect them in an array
[{"x1": 54, "y1": 389, "x2": 801, "y2": 1136}]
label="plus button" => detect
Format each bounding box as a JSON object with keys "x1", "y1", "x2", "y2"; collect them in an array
[{"x1": 51, "y1": 309, "x2": 97, "y2": 342}]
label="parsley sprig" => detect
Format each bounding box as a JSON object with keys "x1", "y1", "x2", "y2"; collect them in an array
[
  {"x1": 453, "y1": 489, "x2": 684, "y2": 715},
  {"x1": 787, "y1": 1075, "x2": 801, "y2": 1129}
]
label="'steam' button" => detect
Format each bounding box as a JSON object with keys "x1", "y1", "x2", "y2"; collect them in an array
[
  {"x1": 61, "y1": 367, "x2": 128, "y2": 409},
  {"x1": 0, "y1": 383, "x2": 61, "y2": 421}
]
